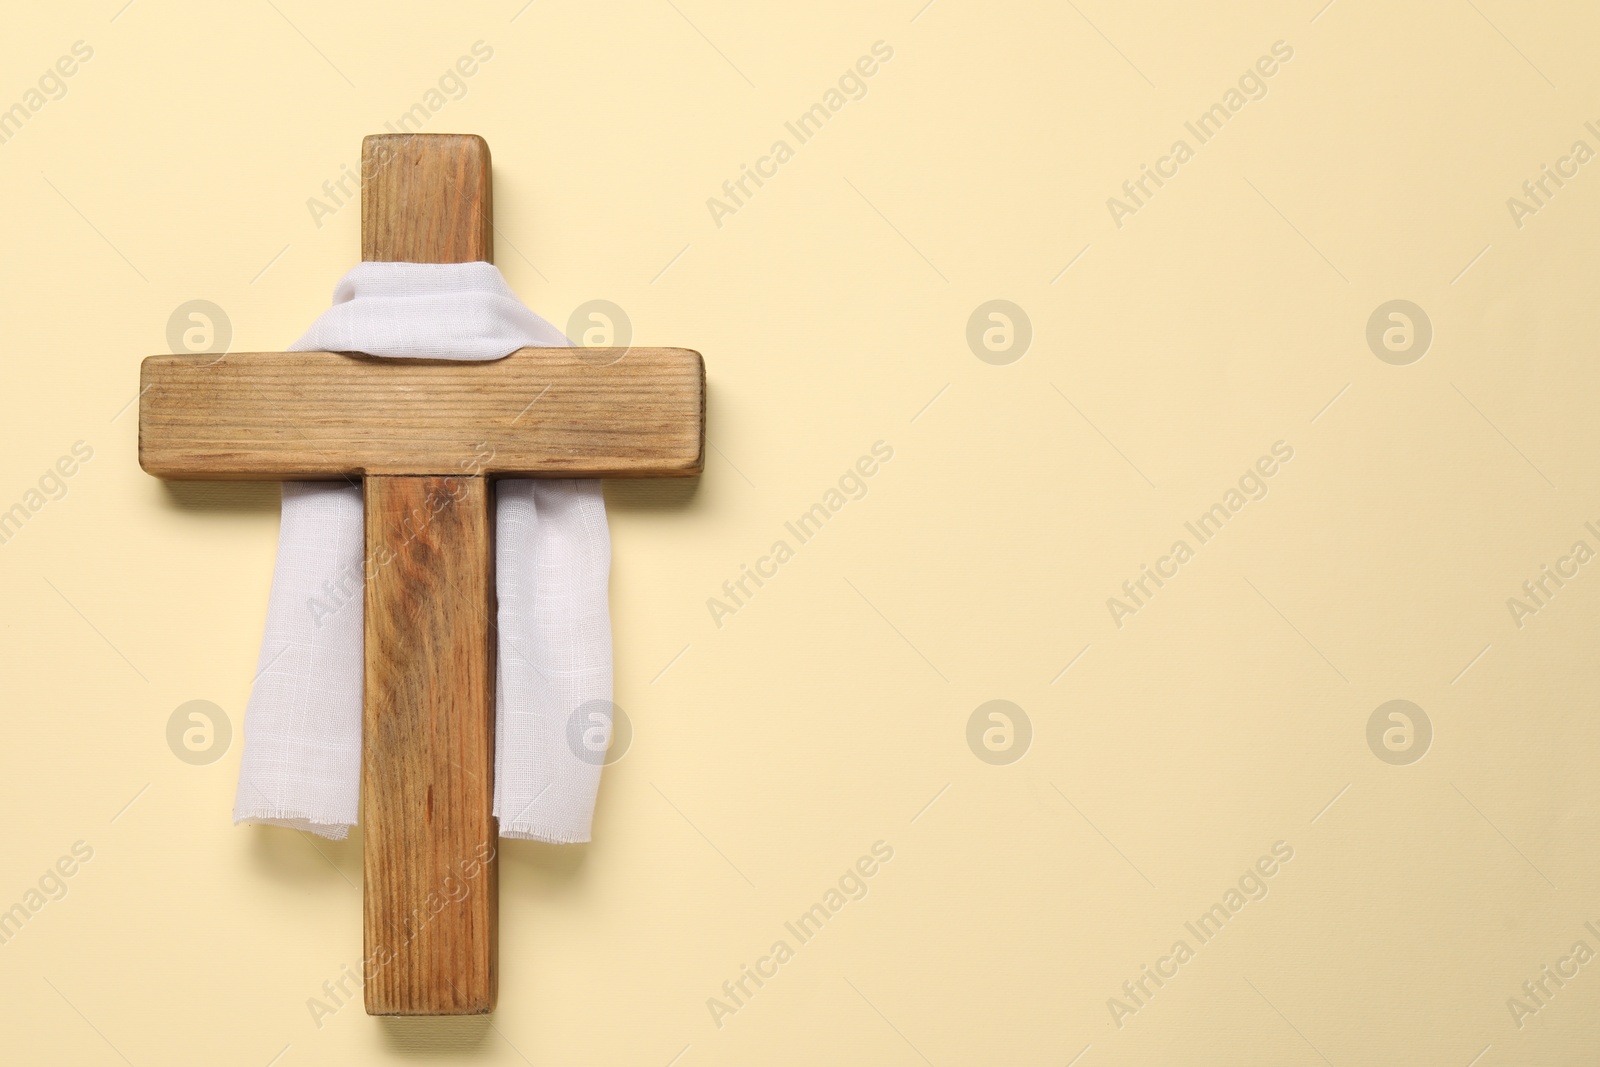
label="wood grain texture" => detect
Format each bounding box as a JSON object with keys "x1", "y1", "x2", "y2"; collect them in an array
[
  {"x1": 361, "y1": 134, "x2": 492, "y2": 263},
  {"x1": 361, "y1": 475, "x2": 497, "y2": 1015},
  {"x1": 360, "y1": 133, "x2": 496, "y2": 1017},
  {"x1": 138, "y1": 346, "x2": 705, "y2": 479}
]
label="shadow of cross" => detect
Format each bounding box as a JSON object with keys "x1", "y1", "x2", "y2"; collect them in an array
[{"x1": 138, "y1": 134, "x2": 705, "y2": 1016}]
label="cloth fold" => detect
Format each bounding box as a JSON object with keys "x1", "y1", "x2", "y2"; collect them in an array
[{"x1": 232, "y1": 262, "x2": 612, "y2": 843}]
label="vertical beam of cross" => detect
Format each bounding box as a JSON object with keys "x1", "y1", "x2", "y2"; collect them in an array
[{"x1": 359, "y1": 134, "x2": 498, "y2": 1015}]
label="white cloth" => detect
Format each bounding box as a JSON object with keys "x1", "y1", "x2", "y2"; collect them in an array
[{"x1": 232, "y1": 262, "x2": 613, "y2": 843}]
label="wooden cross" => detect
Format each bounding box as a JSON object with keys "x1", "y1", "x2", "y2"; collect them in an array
[{"x1": 139, "y1": 134, "x2": 704, "y2": 1015}]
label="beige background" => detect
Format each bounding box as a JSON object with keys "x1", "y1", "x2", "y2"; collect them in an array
[{"x1": 3, "y1": 0, "x2": 1599, "y2": 1063}]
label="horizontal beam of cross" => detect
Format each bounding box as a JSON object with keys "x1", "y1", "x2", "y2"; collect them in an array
[{"x1": 138, "y1": 346, "x2": 704, "y2": 479}]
